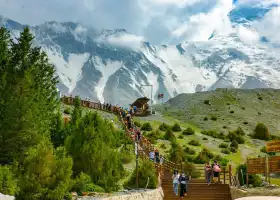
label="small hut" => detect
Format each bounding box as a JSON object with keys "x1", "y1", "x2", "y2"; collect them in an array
[{"x1": 131, "y1": 97, "x2": 150, "y2": 116}]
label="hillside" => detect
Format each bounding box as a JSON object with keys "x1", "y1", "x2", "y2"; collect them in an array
[{"x1": 155, "y1": 88, "x2": 280, "y2": 135}]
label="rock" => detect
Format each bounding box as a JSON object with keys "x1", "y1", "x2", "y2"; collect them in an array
[{"x1": 0, "y1": 193, "x2": 15, "y2": 200}]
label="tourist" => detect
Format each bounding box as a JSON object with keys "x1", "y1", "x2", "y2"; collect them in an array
[
  {"x1": 172, "y1": 170, "x2": 179, "y2": 196},
  {"x1": 154, "y1": 149, "x2": 160, "y2": 164},
  {"x1": 160, "y1": 155, "x2": 164, "y2": 165},
  {"x1": 149, "y1": 151, "x2": 155, "y2": 161},
  {"x1": 205, "y1": 161, "x2": 212, "y2": 186},
  {"x1": 179, "y1": 171, "x2": 188, "y2": 198},
  {"x1": 212, "y1": 160, "x2": 221, "y2": 184}
]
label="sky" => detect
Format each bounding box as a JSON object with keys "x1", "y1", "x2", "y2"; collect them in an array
[{"x1": 0, "y1": 0, "x2": 279, "y2": 45}]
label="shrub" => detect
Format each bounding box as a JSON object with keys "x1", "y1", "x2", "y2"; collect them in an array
[
  {"x1": 0, "y1": 165, "x2": 17, "y2": 195},
  {"x1": 164, "y1": 129, "x2": 176, "y2": 141},
  {"x1": 203, "y1": 117, "x2": 208, "y2": 121},
  {"x1": 141, "y1": 122, "x2": 153, "y2": 131},
  {"x1": 236, "y1": 135, "x2": 245, "y2": 144},
  {"x1": 258, "y1": 112, "x2": 262, "y2": 116},
  {"x1": 160, "y1": 144, "x2": 166, "y2": 149},
  {"x1": 230, "y1": 110, "x2": 234, "y2": 114},
  {"x1": 159, "y1": 123, "x2": 170, "y2": 131},
  {"x1": 201, "y1": 130, "x2": 224, "y2": 139},
  {"x1": 236, "y1": 164, "x2": 262, "y2": 187},
  {"x1": 202, "y1": 137, "x2": 208, "y2": 140},
  {"x1": 221, "y1": 149, "x2": 230, "y2": 154},
  {"x1": 204, "y1": 100, "x2": 210, "y2": 105},
  {"x1": 230, "y1": 147, "x2": 237, "y2": 153},
  {"x1": 223, "y1": 126, "x2": 227, "y2": 129},
  {"x1": 230, "y1": 140, "x2": 238, "y2": 149},
  {"x1": 227, "y1": 130, "x2": 245, "y2": 144},
  {"x1": 134, "y1": 121, "x2": 141, "y2": 127},
  {"x1": 241, "y1": 107, "x2": 245, "y2": 110},
  {"x1": 235, "y1": 127, "x2": 246, "y2": 136},
  {"x1": 219, "y1": 143, "x2": 228, "y2": 148},
  {"x1": 124, "y1": 160, "x2": 157, "y2": 189},
  {"x1": 211, "y1": 116, "x2": 217, "y2": 121},
  {"x1": 253, "y1": 123, "x2": 270, "y2": 140},
  {"x1": 184, "y1": 147, "x2": 196, "y2": 155},
  {"x1": 178, "y1": 135, "x2": 184, "y2": 139},
  {"x1": 64, "y1": 107, "x2": 71, "y2": 115},
  {"x1": 243, "y1": 121, "x2": 248, "y2": 125},
  {"x1": 146, "y1": 130, "x2": 161, "y2": 144},
  {"x1": 183, "y1": 127, "x2": 195, "y2": 135},
  {"x1": 258, "y1": 96, "x2": 263, "y2": 100},
  {"x1": 193, "y1": 148, "x2": 214, "y2": 164},
  {"x1": 188, "y1": 140, "x2": 200, "y2": 146},
  {"x1": 260, "y1": 146, "x2": 276, "y2": 155},
  {"x1": 172, "y1": 123, "x2": 182, "y2": 132}
]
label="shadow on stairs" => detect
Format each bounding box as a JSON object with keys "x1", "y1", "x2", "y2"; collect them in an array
[{"x1": 162, "y1": 169, "x2": 232, "y2": 200}]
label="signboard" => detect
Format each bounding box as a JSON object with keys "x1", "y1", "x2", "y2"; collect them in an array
[
  {"x1": 266, "y1": 140, "x2": 280, "y2": 152},
  {"x1": 247, "y1": 157, "x2": 266, "y2": 174},
  {"x1": 269, "y1": 156, "x2": 280, "y2": 173}
]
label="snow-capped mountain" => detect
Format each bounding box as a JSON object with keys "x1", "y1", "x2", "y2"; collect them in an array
[{"x1": 1, "y1": 3, "x2": 280, "y2": 106}]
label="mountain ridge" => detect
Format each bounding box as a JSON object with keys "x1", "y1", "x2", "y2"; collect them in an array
[{"x1": 1, "y1": 10, "x2": 280, "y2": 106}]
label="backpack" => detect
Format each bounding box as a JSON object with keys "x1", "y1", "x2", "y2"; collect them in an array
[{"x1": 213, "y1": 165, "x2": 221, "y2": 172}]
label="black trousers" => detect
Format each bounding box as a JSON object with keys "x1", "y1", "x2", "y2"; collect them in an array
[{"x1": 180, "y1": 184, "x2": 186, "y2": 197}]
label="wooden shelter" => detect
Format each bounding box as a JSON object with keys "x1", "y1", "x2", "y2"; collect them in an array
[{"x1": 131, "y1": 97, "x2": 150, "y2": 116}]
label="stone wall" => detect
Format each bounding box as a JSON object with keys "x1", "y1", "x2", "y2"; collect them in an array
[
  {"x1": 231, "y1": 187, "x2": 280, "y2": 199},
  {"x1": 76, "y1": 188, "x2": 164, "y2": 200}
]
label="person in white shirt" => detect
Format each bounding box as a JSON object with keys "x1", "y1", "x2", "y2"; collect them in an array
[{"x1": 172, "y1": 170, "x2": 179, "y2": 196}]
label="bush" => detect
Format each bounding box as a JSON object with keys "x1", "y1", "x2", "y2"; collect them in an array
[
  {"x1": 134, "y1": 121, "x2": 141, "y2": 127},
  {"x1": 241, "y1": 107, "x2": 245, "y2": 110},
  {"x1": 193, "y1": 148, "x2": 214, "y2": 164},
  {"x1": 230, "y1": 110, "x2": 234, "y2": 114},
  {"x1": 230, "y1": 140, "x2": 238, "y2": 149},
  {"x1": 230, "y1": 147, "x2": 237, "y2": 153},
  {"x1": 227, "y1": 130, "x2": 245, "y2": 144},
  {"x1": 235, "y1": 127, "x2": 245, "y2": 136},
  {"x1": 159, "y1": 123, "x2": 170, "y2": 131},
  {"x1": 204, "y1": 100, "x2": 210, "y2": 105},
  {"x1": 124, "y1": 160, "x2": 158, "y2": 189},
  {"x1": 160, "y1": 144, "x2": 167, "y2": 149},
  {"x1": 188, "y1": 140, "x2": 200, "y2": 146},
  {"x1": 258, "y1": 96, "x2": 263, "y2": 100},
  {"x1": 203, "y1": 117, "x2": 208, "y2": 121},
  {"x1": 236, "y1": 135, "x2": 245, "y2": 144},
  {"x1": 253, "y1": 122, "x2": 270, "y2": 140},
  {"x1": 243, "y1": 121, "x2": 248, "y2": 125},
  {"x1": 211, "y1": 116, "x2": 217, "y2": 121},
  {"x1": 164, "y1": 129, "x2": 176, "y2": 141},
  {"x1": 221, "y1": 149, "x2": 230, "y2": 154},
  {"x1": 178, "y1": 135, "x2": 184, "y2": 139},
  {"x1": 201, "y1": 130, "x2": 224, "y2": 139},
  {"x1": 260, "y1": 146, "x2": 276, "y2": 155},
  {"x1": 202, "y1": 137, "x2": 208, "y2": 140},
  {"x1": 0, "y1": 165, "x2": 17, "y2": 195},
  {"x1": 141, "y1": 122, "x2": 153, "y2": 131},
  {"x1": 184, "y1": 147, "x2": 196, "y2": 155},
  {"x1": 64, "y1": 107, "x2": 71, "y2": 115},
  {"x1": 218, "y1": 143, "x2": 228, "y2": 148},
  {"x1": 223, "y1": 126, "x2": 227, "y2": 129},
  {"x1": 146, "y1": 130, "x2": 161, "y2": 144},
  {"x1": 182, "y1": 127, "x2": 195, "y2": 135},
  {"x1": 172, "y1": 123, "x2": 182, "y2": 132},
  {"x1": 236, "y1": 164, "x2": 262, "y2": 187}
]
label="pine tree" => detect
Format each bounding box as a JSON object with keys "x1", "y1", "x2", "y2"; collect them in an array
[{"x1": 0, "y1": 27, "x2": 59, "y2": 164}]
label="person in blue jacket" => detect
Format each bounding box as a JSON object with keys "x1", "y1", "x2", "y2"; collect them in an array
[{"x1": 179, "y1": 171, "x2": 189, "y2": 198}]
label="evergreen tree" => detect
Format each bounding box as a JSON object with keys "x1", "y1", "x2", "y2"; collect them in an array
[
  {"x1": 16, "y1": 141, "x2": 73, "y2": 200},
  {"x1": 65, "y1": 112, "x2": 124, "y2": 192},
  {"x1": 0, "y1": 27, "x2": 59, "y2": 164}
]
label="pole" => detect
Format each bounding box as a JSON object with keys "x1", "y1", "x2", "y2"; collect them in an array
[
  {"x1": 150, "y1": 85, "x2": 153, "y2": 115},
  {"x1": 136, "y1": 141, "x2": 139, "y2": 189}
]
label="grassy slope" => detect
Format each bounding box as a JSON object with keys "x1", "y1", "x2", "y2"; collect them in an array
[{"x1": 135, "y1": 88, "x2": 280, "y2": 168}]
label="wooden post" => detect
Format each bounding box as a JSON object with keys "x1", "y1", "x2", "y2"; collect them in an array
[
  {"x1": 265, "y1": 156, "x2": 268, "y2": 182},
  {"x1": 229, "y1": 164, "x2": 232, "y2": 185},
  {"x1": 246, "y1": 159, "x2": 249, "y2": 187},
  {"x1": 223, "y1": 168, "x2": 226, "y2": 184}
]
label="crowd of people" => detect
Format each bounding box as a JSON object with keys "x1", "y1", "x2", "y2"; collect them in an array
[{"x1": 171, "y1": 160, "x2": 221, "y2": 198}]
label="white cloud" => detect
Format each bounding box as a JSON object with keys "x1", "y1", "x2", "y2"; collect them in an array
[
  {"x1": 97, "y1": 34, "x2": 145, "y2": 50},
  {"x1": 236, "y1": 25, "x2": 260, "y2": 45},
  {"x1": 253, "y1": 6, "x2": 280, "y2": 43},
  {"x1": 172, "y1": 0, "x2": 233, "y2": 41}
]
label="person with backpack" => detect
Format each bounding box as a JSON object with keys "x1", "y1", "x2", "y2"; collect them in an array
[
  {"x1": 172, "y1": 170, "x2": 179, "y2": 196},
  {"x1": 212, "y1": 160, "x2": 221, "y2": 184},
  {"x1": 179, "y1": 171, "x2": 188, "y2": 198}
]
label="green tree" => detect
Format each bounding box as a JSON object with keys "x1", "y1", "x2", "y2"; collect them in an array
[
  {"x1": 169, "y1": 142, "x2": 185, "y2": 163},
  {"x1": 124, "y1": 160, "x2": 158, "y2": 189},
  {"x1": 16, "y1": 141, "x2": 73, "y2": 200},
  {"x1": 70, "y1": 96, "x2": 82, "y2": 125},
  {"x1": 65, "y1": 112, "x2": 124, "y2": 192},
  {"x1": 172, "y1": 123, "x2": 181, "y2": 132},
  {"x1": 253, "y1": 122, "x2": 270, "y2": 140},
  {"x1": 182, "y1": 127, "x2": 195, "y2": 135},
  {"x1": 141, "y1": 122, "x2": 153, "y2": 131},
  {"x1": 0, "y1": 165, "x2": 17, "y2": 195},
  {"x1": 0, "y1": 27, "x2": 59, "y2": 164}
]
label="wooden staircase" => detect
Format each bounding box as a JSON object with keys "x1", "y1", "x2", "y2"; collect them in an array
[
  {"x1": 162, "y1": 169, "x2": 232, "y2": 200},
  {"x1": 62, "y1": 96, "x2": 233, "y2": 200}
]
